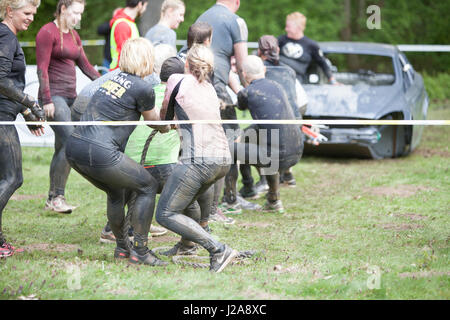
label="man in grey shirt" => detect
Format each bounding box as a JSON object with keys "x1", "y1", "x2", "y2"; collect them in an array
[{"x1": 196, "y1": 0, "x2": 249, "y2": 214}]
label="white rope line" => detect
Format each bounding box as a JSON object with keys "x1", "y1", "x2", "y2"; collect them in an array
[{"x1": 3, "y1": 119, "x2": 450, "y2": 126}]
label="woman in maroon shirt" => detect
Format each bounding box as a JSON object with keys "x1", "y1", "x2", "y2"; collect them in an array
[{"x1": 36, "y1": 0, "x2": 100, "y2": 213}]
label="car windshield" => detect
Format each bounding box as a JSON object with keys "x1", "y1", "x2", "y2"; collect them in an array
[{"x1": 308, "y1": 53, "x2": 396, "y2": 86}]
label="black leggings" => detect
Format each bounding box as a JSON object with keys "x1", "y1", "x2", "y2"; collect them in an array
[
  {"x1": 156, "y1": 162, "x2": 230, "y2": 254},
  {"x1": 0, "y1": 125, "x2": 23, "y2": 242},
  {"x1": 48, "y1": 96, "x2": 75, "y2": 199},
  {"x1": 66, "y1": 136, "x2": 158, "y2": 245}
]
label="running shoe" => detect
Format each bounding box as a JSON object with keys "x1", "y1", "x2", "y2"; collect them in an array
[
  {"x1": 220, "y1": 201, "x2": 242, "y2": 215},
  {"x1": 44, "y1": 195, "x2": 74, "y2": 214},
  {"x1": 262, "y1": 200, "x2": 285, "y2": 214},
  {"x1": 238, "y1": 185, "x2": 259, "y2": 199},
  {"x1": 209, "y1": 208, "x2": 235, "y2": 225},
  {"x1": 1, "y1": 242, "x2": 24, "y2": 254},
  {"x1": 281, "y1": 178, "x2": 296, "y2": 188},
  {"x1": 237, "y1": 195, "x2": 262, "y2": 211},
  {"x1": 113, "y1": 240, "x2": 132, "y2": 260},
  {"x1": 100, "y1": 229, "x2": 116, "y2": 244},
  {"x1": 160, "y1": 241, "x2": 198, "y2": 257},
  {"x1": 210, "y1": 245, "x2": 239, "y2": 273},
  {"x1": 149, "y1": 225, "x2": 168, "y2": 237},
  {"x1": 254, "y1": 180, "x2": 269, "y2": 195},
  {"x1": 129, "y1": 248, "x2": 168, "y2": 266},
  {"x1": 0, "y1": 247, "x2": 12, "y2": 258}
]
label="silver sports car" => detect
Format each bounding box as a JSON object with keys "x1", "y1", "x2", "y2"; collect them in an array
[{"x1": 302, "y1": 42, "x2": 429, "y2": 159}]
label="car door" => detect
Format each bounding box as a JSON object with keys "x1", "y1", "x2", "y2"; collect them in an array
[{"x1": 398, "y1": 53, "x2": 426, "y2": 150}]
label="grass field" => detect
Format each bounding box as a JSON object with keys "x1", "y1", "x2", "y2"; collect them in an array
[{"x1": 0, "y1": 104, "x2": 449, "y2": 300}]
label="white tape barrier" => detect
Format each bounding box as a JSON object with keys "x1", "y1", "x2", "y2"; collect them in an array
[{"x1": 3, "y1": 119, "x2": 450, "y2": 126}]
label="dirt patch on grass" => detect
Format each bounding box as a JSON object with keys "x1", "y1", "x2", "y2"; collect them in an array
[
  {"x1": 150, "y1": 235, "x2": 180, "y2": 243},
  {"x1": 239, "y1": 222, "x2": 271, "y2": 229},
  {"x1": 22, "y1": 243, "x2": 80, "y2": 253},
  {"x1": 10, "y1": 194, "x2": 46, "y2": 201},
  {"x1": 367, "y1": 185, "x2": 435, "y2": 198},
  {"x1": 394, "y1": 213, "x2": 428, "y2": 221},
  {"x1": 415, "y1": 148, "x2": 450, "y2": 158},
  {"x1": 314, "y1": 233, "x2": 337, "y2": 240},
  {"x1": 243, "y1": 289, "x2": 284, "y2": 300},
  {"x1": 378, "y1": 223, "x2": 424, "y2": 231},
  {"x1": 398, "y1": 271, "x2": 450, "y2": 278}
]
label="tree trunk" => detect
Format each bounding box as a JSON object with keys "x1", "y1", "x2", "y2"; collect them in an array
[{"x1": 138, "y1": 0, "x2": 164, "y2": 36}]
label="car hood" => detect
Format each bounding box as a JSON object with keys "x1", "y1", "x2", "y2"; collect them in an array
[{"x1": 304, "y1": 84, "x2": 402, "y2": 119}]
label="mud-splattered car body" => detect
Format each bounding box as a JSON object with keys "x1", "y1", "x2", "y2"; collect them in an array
[{"x1": 302, "y1": 42, "x2": 428, "y2": 159}]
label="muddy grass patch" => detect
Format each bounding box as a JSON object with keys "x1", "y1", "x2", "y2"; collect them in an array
[
  {"x1": 366, "y1": 185, "x2": 436, "y2": 198},
  {"x1": 378, "y1": 223, "x2": 424, "y2": 231},
  {"x1": 414, "y1": 147, "x2": 450, "y2": 158},
  {"x1": 239, "y1": 222, "x2": 271, "y2": 229},
  {"x1": 10, "y1": 194, "x2": 46, "y2": 201},
  {"x1": 394, "y1": 213, "x2": 428, "y2": 221},
  {"x1": 22, "y1": 243, "x2": 80, "y2": 253},
  {"x1": 398, "y1": 271, "x2": 450, "y2": 278}
]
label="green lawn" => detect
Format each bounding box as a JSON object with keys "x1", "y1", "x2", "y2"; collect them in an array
[{"x1": 0, "y1": 105, "x2": 449, "y2": 300}]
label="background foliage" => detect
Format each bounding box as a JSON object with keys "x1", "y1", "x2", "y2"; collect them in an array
[{"x1": 13, "y1": 0, "x2": 450, "y2": 73}]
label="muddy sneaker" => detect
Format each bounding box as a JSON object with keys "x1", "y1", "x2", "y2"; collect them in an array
[
  {"x1": 210, "y1": 245, "x2": 239, "y2": 273},
  {"x1": 149, "y1": 225, "x2": 168, "y2": 237},
  {"x1": 160, "y1": 241, "x2": 198, "y2": 257},
  {"x1": 129, "y1": 248, "x2": 168, "y2": 266},
  {"x1": 209, "y1": 208, "x2": 235, "y2": 225},
  {"x1": 0, "y1": 247, "x2": 12, "y2": 258},
  {"x1": 262, "y1": 200, "x2": 285, "y2": 214},
  {"x1": 100, "y1": 230, "x2": 116, "y2": 244},
  {"x1": 281, "y1": 178, "x2": 296, "y2": 188},
  {"x1": 221, "y1": 201, "x2": 242, "y2": 215},
  {"x1": 45, "y1": 195, "x2": 73, "y2": 214},
  {"x1": 113, "y1": 240, "x2": 132, "y2": 260},
  {"x1": 237, "y1": 195, "x2": 262, "y2": 211},
  {"x1": 254, "y1": 180, "x2": 269, "y2": 195},
  {"x1": 239, "y1": 185, "x2": 259, "y2": 199}
]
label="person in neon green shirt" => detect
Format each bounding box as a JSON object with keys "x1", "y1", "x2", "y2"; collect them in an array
[{"x1": 109, "y1": 0, "x2": 148, "y2": 71}]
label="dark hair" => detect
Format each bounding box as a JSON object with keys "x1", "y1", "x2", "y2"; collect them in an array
[
  {"x1": 126, "y1": 0, "x2": 147, "y2": 8},
  {"x1": 187, "y1": 22, "x2": 212, "y2": 49},
  {"x1": 160, "y1": 57, "x2": 184, "y2": 82}
]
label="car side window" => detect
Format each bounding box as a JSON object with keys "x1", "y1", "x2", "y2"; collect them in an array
[{"x1": 399, "y1": 53, "x2": 414, "y2": 90}]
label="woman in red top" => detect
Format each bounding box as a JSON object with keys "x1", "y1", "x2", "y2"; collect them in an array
[{"x1": 36, "y1": 0, "x2": 100, "y2": 213}]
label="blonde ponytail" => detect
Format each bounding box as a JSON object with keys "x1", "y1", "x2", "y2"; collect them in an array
[{"x1": 186, "y1": 44, "x2": 214, "y2": 83}]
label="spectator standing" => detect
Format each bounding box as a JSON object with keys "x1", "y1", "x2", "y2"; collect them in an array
[
  {"x1": 278, "y1": 12, "x2": 336, "y2": 84},
  {"x1": 109, "y1": 0, "x2": 148, "y2": 71},
  {"x1": 195, "y1": 0, "x2": 249, "y2": 215},
  {"x1": 144, "y1": 0, "x2": 185, "y2": 49},
  {"x1": 36, "y1": 0, "x2": 100, "y2": 214}
]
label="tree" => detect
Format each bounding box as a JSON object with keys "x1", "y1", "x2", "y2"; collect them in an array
[{"x1": 139, "y1": 0, "x2": 164, "y2": 35}]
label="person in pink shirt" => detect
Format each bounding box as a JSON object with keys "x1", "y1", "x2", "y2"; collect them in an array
[{"x1": 36, "y1": 0, "x2": 100, "y2": 214}]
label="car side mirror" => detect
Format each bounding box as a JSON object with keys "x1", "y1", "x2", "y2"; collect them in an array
[
  {"x1": 309, "y1": 74, "x2": 319, "y2": 84},
  {"x1": 402, "y1": 64, "x2": 412, "y2": 72}
]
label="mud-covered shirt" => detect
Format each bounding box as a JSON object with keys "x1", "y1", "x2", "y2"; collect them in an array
[
  {"x1": 196, "y1": 4, "x2": 248, "y2": 87},
  {"x1": 36, "y1": 22, "x2": 100, "y2": 105},
  {"x1": 237, "y1": 78, "x2": 302, "y2": 158},
  {"x1": 278, "y1": 35, "x2": 332, "y2": 83},
  {"x1": 0, "y1": 23, "x2": 35, "y2": 120},
  {"x1": 263, "y1": 60, "x2": 300, "y2": 118},
  {"x1": 74, "y1": 72, "x2": 155, "y2": 151}
]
